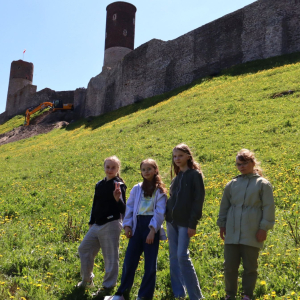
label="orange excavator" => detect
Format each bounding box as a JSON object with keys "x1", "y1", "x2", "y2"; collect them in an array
[{"x1": 24, "y1": 100, "x2": 73, "y2": 126}]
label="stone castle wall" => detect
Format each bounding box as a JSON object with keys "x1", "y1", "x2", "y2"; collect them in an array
[
  {"x1": 74, "y1": 88, "x2": 87, "y2": 118},
  {"x1": 83, "y1": 0, "x2": 300, "y2": 117},
  {"x1": 3, "y1": 0, "x2": 300, "y2": 124},
  {"x1": 5, "y1": 87, "x2": 75, "y2": 121},
  {"x1": 0, "y1": 111, "x2": 7, "y2": 125},
  {"x1": 6, "y1": 84, "x2": 37, "y2": 118}
]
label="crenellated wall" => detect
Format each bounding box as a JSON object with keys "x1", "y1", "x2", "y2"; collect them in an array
[{"x1": 82, "y1": 0, "x2": 300, "y2": 117}]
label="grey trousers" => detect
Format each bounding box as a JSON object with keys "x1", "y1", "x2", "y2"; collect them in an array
[
  {"x1": 224, "y1": 244, "x2": 260, "y2": 298},
  {"x1": 78, "y1": 220, "x2": 122, "y2": 288}
]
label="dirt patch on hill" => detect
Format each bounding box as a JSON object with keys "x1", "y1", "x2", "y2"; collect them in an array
[
  {"x1": 0, "y1": 122, "x2": 69, "y2": 146},
  {"x1": 0, "y1": 110, "x2": 77, "y2": 146}
]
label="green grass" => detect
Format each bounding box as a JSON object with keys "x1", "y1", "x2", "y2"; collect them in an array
[
  {"x1": 0, "y1": 115, "x2": 24, "y2": 135},
  {"x1": 0, "y1": 108, "x2": 52, "y2": 135},
  {"x1": 0, "y1": 53, "x2": 300, "y2": 299}
]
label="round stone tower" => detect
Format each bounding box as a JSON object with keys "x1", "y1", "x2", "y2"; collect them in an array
[
  {"x1": 7, "y1": 60, "x2": 34, "y2": 99},
  {"x1": 103, "y1": 1, "x2": 137, "y2": 68}
]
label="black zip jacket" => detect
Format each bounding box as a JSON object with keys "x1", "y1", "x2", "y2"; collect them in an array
[
  {"x1": 166, "y1": 169, "x2": 205, "y2": 229},
  {"x1": 89, "y1": 177, "x2": 127, "y2": 226}
]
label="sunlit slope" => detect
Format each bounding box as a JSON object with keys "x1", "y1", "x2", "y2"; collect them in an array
[
  {"x1": 0, "y1": 54, "x2": 300, "y2": 299},
  {"x1": 0, "y1": 115, "x2": 25, "y2": 135}
]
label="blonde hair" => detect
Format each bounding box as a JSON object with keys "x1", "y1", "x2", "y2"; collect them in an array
[
  {"x1": 104, "y1": 155, "x2": 125, "y2": 182},
  {"x1": 236, "y1": 149, "x2": 263, "y2": 176},
  {"x1": 171, "y1": 143, "x2": 203, "y2": 179},
  {"x1": 140, "y1": 158, "x2": 167, "y2": 196}
]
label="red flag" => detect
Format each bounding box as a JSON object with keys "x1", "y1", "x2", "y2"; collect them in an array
[{"x1": 23, "y1": 49, "x2": 26, "y2": 54}]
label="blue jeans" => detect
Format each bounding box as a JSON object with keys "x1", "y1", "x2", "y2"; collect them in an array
[
  {"x1": 116, "y1": 215, "x2": 159, "y2": 299},
  {"x1": 167, "y1": 222, "x2": 204, "y2": 300}
]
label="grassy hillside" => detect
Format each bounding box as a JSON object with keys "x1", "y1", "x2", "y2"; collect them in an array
[{"x1": 0, "y1": 53, "x2": 300, "y2": 300}]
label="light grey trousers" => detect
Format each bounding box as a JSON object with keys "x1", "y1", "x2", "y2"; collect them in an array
[
  {"x1": 224, "y1": 244, "x2": 260, "y2": 298},
  {"x1": 78, "y1": 220, "x2": 122, "y2": 288}
]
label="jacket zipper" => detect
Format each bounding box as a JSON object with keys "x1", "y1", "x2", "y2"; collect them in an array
[
  {"x1": 171, "y1": 172, "x2": 183, "y2": 223},
  {"x1": 238, "y1": 177, "x2": 250, "y2": 238}
]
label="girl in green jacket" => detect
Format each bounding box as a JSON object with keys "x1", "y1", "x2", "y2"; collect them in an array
[
  {"x1": 217, "y1": 149, "x2": 275, "y2": 300},
  {"x1": 166, "y1": 143, "x2": 205, "y2": 300}
]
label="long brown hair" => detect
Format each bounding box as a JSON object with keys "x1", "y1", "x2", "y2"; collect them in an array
[
  {"x1": 236, "y1": 149, "x2": 263, "y2": 176},
  {"x1": 104, "y1": 155, "x2": 125, "y2": 183},
  {"x1": 140, "y1": 158, "x2": 167, "y2": 197},
  {"x1": 171, "y1": 143, "x2": 203, "y2": 179}
]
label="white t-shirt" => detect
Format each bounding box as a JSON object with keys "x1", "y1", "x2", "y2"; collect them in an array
[{"x1": 138, "y1": 190, "x2": 156, "y2": 215}]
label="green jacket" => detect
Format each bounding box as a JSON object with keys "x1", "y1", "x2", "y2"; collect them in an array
[
  {"x1": 166, "y1": 169, "x2": 205, "y2": 229},
  {"x1": 217, "y1": 173, "x2": 275, "y2": 248}
]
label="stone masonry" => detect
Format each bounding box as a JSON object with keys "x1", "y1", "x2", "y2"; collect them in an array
[
  {"x1": 3, "y1": 0, "x2": 300, "y2": 124},
  {"x1": 5, "y1": 87, "x2": 74, "y2": 120},
  {"x1": 83, "y1": 0, "x2": 300, "y2": 117}
]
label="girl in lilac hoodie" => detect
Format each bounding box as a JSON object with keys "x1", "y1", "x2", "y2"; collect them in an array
[{"x1": 114, "y1": 158, "x2": 167, "y2": 300}]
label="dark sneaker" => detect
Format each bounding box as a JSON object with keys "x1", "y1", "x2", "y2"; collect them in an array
[{"x1": 93, "y1": 286, "x2": 114, "y2": 297}]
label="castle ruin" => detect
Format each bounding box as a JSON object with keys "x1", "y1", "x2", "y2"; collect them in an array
[{"x1": 1, "y1": 0, "x2": 300, "y2": 125}]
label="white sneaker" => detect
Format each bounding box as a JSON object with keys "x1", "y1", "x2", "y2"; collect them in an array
[
  {"x1": 105, "y1": 296, "x2": 125, "y2": 300},
  {"x1": 77, "y1": 280, "x2": 95, "y2": 289}
]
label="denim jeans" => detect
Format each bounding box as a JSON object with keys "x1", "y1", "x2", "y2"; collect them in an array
[
  {"x1": 167, "y1": 222, "x2": 204, "y2": 300},
  {"x1": 116, "y1": 215, "x2": 159, "y2": 299}
]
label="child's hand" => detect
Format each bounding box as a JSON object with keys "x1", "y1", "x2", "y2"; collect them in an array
[
  {"x1": 146, "y1": 227, "x2": 155, "y2": 244},
  {"x1": 187, "y1": 228, "x2": 196, "y2": 238},
  {"x1": 256, "y1": 229, "x2": 267, "y2": 242},
  {"x1": 220, "y1": 227, "x2": 226, "y2": 240},
  {"x1": 124, "y1": 226, "x2": 132, "y2": 238},
  {"x1": 113, "y1": 182, "x2": 121, "y2": 202}
]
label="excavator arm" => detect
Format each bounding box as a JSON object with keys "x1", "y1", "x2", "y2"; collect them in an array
[
  {"x1": 25, "y1": 102, "x2": 54, "y2": 126},
  {"x1": 24, "y1": 100, "x2": 73, "y2": 126}
]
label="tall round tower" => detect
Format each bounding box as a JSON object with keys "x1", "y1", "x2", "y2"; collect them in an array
[
  {"x1": 6, "y1": 60, "x2": 34, "y2": 99},
  {"x1": 103, "y1": 1, "x2": 137, "y2": 68}
]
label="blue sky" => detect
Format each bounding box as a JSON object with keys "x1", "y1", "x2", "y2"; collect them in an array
[{"x1": 0, "y1": 0, "x2": 255, "y2": 114}]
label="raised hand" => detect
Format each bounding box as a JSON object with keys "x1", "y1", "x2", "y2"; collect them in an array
[{"x1": 113, "y1": 182, "x2": 121, "y2": 201}]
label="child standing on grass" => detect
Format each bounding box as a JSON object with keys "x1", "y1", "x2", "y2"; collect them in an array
[
  {"x1": 165, "y1": 143, "x2": 205, "y2": 300},
  {"x1": 77, "y1": 155, "x2": 127, "y2": 298},
  {"x1": 113, "y1": 158, "x2": 167, "y2": 300},
  {"x1": 217, "y1": 149, "x2": 275, "y2": 300}
]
